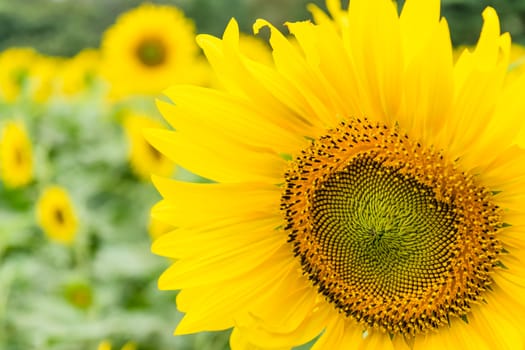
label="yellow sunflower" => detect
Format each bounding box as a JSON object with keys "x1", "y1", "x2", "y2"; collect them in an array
[
  {"x1": 101, "y1": 3, "x2": 207, "y2": 98},
  {"x1": 0, "y1": 47, "x2": 38, "y2": 102},
  {"x1": 29, "y1": 54, "x2": 61, "y2": 103},
  {"x1": 97, "y1": 341, "x2": 137, "y2": 350},
  {"x1": 147, "y1": 0, "x2": 525, "y2": 349},
  {"x1": 36, "y1": 186, "x2": 78, "y2": 245},
  {"x1": 58, "y1": 49, "x2": 102, "y2": 96},
  {"x1": 123, "y1": 113, "x2": 175, "y2": 181},
  {"x1": 97, "y1": 341, "x2": 112, "y2": 350},
  {"x1": 0, "y1": 121, "x2": 33, "y2": 188}
]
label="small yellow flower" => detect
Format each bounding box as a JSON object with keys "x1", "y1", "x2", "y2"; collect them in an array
[
  {"x1": 36, "y1": 186, "x2": 78, "y2": 245},
  {"x1": 101, "y1": 3, "x2": 207, "y2": 97},
  {"x1": 97, "y1": 340, "x2": 112, "y2": 350},
  {"x1": 0, "y1": 48, "x2": 38, "y2": 102},
  {"x1": 120, "y1": 341, "x2": 137, "y2": 350},
  {"x1": 0, "y1": 121, "x2": 33, "y2": 188},
  {"x1": 30, "y1": 55, "x2": 61, "y2": 103},
  {"x1": 97, "y1": 340, "x2": 137, "y2": 350},
  {"x1": 58, "y1": 49, "x2": 102, "y2": 96},
  {"x1": 123, "y1": 113, "x2": 175, "y2": 181}
]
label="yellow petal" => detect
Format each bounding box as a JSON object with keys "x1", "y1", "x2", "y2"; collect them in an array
[
  {"x1": 159, "y1": 86, "x2": 306, "y2": 154},
  {"x1": 150, "y1": 176, "x2": 280, "y2": 227},
  {"x1": 146, "y1": 129, "x2": 286, "y2": 183}
]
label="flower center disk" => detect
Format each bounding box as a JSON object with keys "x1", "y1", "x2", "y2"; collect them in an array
[
  {"x1": 281, "y1": 119, "x2": 503, "y2": 337},
  {"x1": 136, "y1": 38, "x2": 167, "y2": 67}
]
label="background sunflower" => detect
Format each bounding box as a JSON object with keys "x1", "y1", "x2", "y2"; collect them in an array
[
  {"x1": 122, "y1": 112, "x2": 175, "y2": 180},
  {"x1": 0, "y1": 121, "x2": 33, "y2": 188},
  {"x1": 36, "y1": 185, "x2": 78, "y2": 245},
  {"x1": 101, "y1": 3, "x2": 206, "y2": 97}
]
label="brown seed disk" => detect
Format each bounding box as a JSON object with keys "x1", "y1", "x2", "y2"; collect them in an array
[
  {"x1": 281, "y1": 119, "x2": 502, "y2": 337},
  {"x1": 136, "y1": 38, "x2": 167, "y2": 67}
]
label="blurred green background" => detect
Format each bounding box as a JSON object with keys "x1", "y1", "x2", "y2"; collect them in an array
[{"x1": 0, "y1": 0, "x2": 524, "y2": 57}]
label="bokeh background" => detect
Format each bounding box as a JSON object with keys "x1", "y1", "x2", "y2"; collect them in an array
[
  {"x1": 2, "y1": 0, "x2": 525, "y2": 56},
  {"x1": 1, "y1": 1, "x2": 524, "y2": 350}
]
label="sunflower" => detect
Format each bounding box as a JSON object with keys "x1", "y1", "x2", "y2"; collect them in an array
[
  {"x1": 36, "y1": 186, "x2": 78, "y2": 245},
  {"x1": 147, "y1": 0, "x2": 525, "y2": 349},
  {"x1": 29, "y1": 54, "x2": 61, "y2": 103},
  {"x1": 58, "y1": 49, "x2": 102, "y2": 96},
  {"x1": 0, "y1": 47, "x2": 38, "y2": 102},
  {"x1": 97, "y1": 341, "x2": 137, "y2": 350},
  {"x1": 97, "y1": 341, "x2": 112, "y2": 350},
  {"x1": 101, "y1": 3, "x2": 207, "y2": 98},
  {"x1": 0, "y1": 121, "x2": 33, "y2": 188},
  {"x1": 122, "y1": 113, "x2": 175, "y2": 181}
]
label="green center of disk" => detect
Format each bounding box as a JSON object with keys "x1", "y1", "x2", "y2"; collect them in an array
[{"x1": 136, "y1": 38, "x2": 167, "y2": 67}]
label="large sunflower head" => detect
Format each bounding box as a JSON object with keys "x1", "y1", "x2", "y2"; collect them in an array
[
  {"x1": 147, "y1": 0, "x2": 525, "y2": 349},
  {"x1": 36, "y1": 186, "x2": 78, "y2": 245},
  {"x1": 0, "y1": 121, "x2": 33, "y2": 189},
  {"x1": 101, "y1": 3, "x2": 208, "y2": 98},
  {"x1": 122, "y1": 112, "x2": 175, "y2": 181}
]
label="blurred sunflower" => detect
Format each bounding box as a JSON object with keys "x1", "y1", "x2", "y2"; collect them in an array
[
  {"x1": 123, "y1": 113, "x2": 175, "y2": 181},
  {"x1": 0, "y1": 121, "x2": 33, "y2": 188},
  {"x1": 147, "y1": 0, "x2": 525, "y2": 349},
  {"x1": 101, "y1": 3, "x2": 207, "y2": 98},
  {"x1": 97, "y1": 341, "x2": 112, "y2": 350},
  {"x1": 0, "y1": 47, "x2": 38, "y2": 102},
  {"x1": 58, "y1": 49, "x2": 102, "y2": 96},
  {"x1": 97, "y1": 340, "x2": 137, "y2": 350},
  {"x1": 120, "y1": 342, "x2": 137, "y2": 350},
  {"x1": 30, "y1": 55, "x2": 62, "y2": 103},
  {"x1": 36, "y1": 186, "x2": 78, "y2": 245}
]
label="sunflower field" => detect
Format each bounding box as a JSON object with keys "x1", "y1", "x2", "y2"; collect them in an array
[{"x1": 1, "y1": 1, "x2": 525, "y2": 350}]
